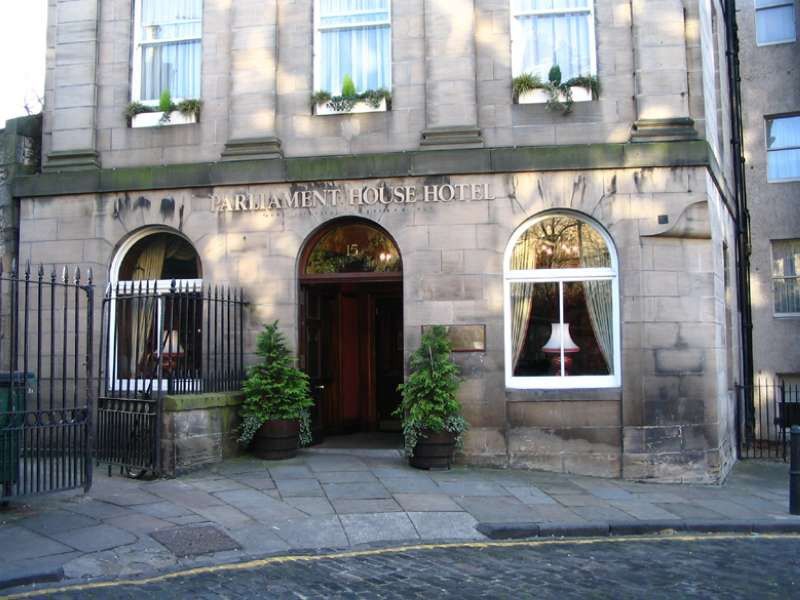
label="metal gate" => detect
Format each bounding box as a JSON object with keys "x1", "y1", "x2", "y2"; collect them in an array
[
  {"x1": 96, "y1": 280, "x2": 246, "y2": 475},
  {"x1": 737, "y1": 380, "x2": 800, "y2": 460},
  {"x1": 0, "y1": 262, "x2": 94, "y2": 499}
]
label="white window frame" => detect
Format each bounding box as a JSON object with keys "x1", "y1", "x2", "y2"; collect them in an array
[
  {"x1": 312, "y1": 0, "x2": 393, "y2": 94},
  {"x1": 771, "y1": 238, "x2": 800, "y2": 317},
  {"x1": 503, "y1": 213, "x2": 621, "y2": 390},
  {"x1": 754, "y1": 0, "x2": 797, "y2": 46},
  {"x1": 509, "y1": 0, "x2": 598, "y2": 79},
  {"x1": 765, "y1": 114, "x2": 800, "y2": 183},
  {"x1": 108, "y1": 228, "x2": 203, "y2": 393},
  {"x1": 131, "y1": 0, "x2": 204, "y2": 105}
]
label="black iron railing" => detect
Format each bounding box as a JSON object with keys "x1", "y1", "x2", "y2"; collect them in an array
[
  {"x1": 0, "y1": 262, "x2": 94, "y2": 499},
  {"x1": 96, "y1": 280, "x2": 247, "y2": 473},
  {"x1": 737, "y1": 380, "x2": 800, "y2": 460}
]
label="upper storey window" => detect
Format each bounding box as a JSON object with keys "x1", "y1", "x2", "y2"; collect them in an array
[
  {"x1": 132, "y1": 0, "x2": 203, "y2": 103},
  {"x1": 510, "y1": 0, "x2": 597, "y2": 81},
  {"x1": 766, "y1": 115, "x2": 800, "y2": 182},
  {"x1": 314, "y1": 0, "x2": 392, "y2": 95},
  {"x1": 755, "y1": 0, "x2": 796, "y2": 46}
]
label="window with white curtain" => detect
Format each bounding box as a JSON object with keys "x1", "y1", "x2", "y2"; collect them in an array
[
  {"x1": 755, "y1": 0, "x2": 796, "y2": 46},
  {"x1": 503, "y1": 214, "x2": 620, "y2": 389},
  {"x1": 314, "y1": 0, "x2": 392, "y2": 95},
  {"x1": 132, "y1": 0, "x2": 203, "y2": 103},
  {"x1": 510, "y1": 0, "x2": 597, "y2": 81},
  {"x1": 772, "y1": 239, "x2": 800, "y2": 315},
  {"x1": 766, "y1": 115, "x2": 800, "y2": 181}
]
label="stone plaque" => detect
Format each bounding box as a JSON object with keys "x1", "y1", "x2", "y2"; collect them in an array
[{"x1": 422, "y1": 324, "x2": 486, "y2": 352}]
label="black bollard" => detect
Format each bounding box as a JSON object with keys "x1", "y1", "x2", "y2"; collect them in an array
[{"x1": 791, "y1": 426, "x2": 800, "y2": 516}]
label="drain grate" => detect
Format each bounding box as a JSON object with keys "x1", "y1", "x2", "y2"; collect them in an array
[{"x1": 151, "y1": 525, "x2": 241, "y2": 557}]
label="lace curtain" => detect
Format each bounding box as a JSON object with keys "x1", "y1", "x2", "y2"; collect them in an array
[
  {"x1": 510, "y1": 231, "x2": 537, "y2": 370},
  {"x1": 579, "y1": 224, "x2": 613, "y2": 372},
  {"x1": 512, "y1": 0, "x2": 592, "y2": 80},
  {"x1": 772, "y1": 239, "x2": 800, "y2": 314},
  {"x1": 318, "y1": 0, "x2": 391, "y2": 93},
  {"x1": 139, "y1": 0, "x2": 202, "y2": 101}
]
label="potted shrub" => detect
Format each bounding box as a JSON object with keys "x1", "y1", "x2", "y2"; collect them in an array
[
  {"x1": 238, "y1": 321, "x2": 314, "y2": 460},
  {"x1": 512, "y1": 65, "x2": 600, "y2": 114},
  {"x1": 125, "y1": 88, "x2": 203, "y2": 128},
  {"x1": 312, "y1": 74, "x2": 392, "y2": 115},
  {"x1": 394, "y1": 325, "x2": 468, "y2": 469}
]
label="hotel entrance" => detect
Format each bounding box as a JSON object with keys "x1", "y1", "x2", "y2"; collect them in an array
[{"x1": 298, "y1": 219, "x2": 403, "y2": 438}]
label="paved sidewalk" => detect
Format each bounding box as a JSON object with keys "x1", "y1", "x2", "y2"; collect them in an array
[{"x1": 0, "y1": 444, "x2": 796, "y2": 589}]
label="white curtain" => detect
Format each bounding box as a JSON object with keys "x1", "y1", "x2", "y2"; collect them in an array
[
  {"x1": 755, "y1": 1, "x2": 797, "y2": 45},
  {"x1": 513, "y1": 0, "x2": 592, "y2": 80},
  {"x1": 578, "y1": 224, "x2": 613, "y2": 372},
  {"x1": 510, "y1": 231, "x2": 537, "y2": 371},
  {"x1": 767, "y1": 116, "x2": 800, "y2": 181},
  {"x1": 319, "y1": 0, "x2": 391, "y2": 94},
  {"x1": 140, "y1": 0, "x2": 202, "y2": 101},
  {"x1": 772, "y1": 239, "x2": 800, "y2": 314}
]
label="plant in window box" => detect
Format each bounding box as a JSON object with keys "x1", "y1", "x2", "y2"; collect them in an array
[
  {"x1": 312, "y1": 74, "x2": 392, "y2": 116},
  {"x1": 512, "y1": 65, "x2": 600, "y2": 115},
  {"x1": 124, "y1": 89, "x2": 203, "y2": 128},
  {"x1": 238, "y1": 322, "x2": 314, "y2": 460},
  {"x1": 393, "y1": 325, "x2": 468, "y2": 470}
]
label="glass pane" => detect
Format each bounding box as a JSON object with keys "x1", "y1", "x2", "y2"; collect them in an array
[
  {"x1": 515, "y1": 13, "x2": 592, "y2": 80},
  {"x1": 772, "y1": 239, "x2": 800, "y2": 277},
  {"x1": 774, "y1": 278, "x2": 800, "y2": 314},
  {"x1": 305, "y1": 223, "x2": 401, "y2": 274},
  {"x1": 140, "y1": 39, "x2": 202, "y2": 100},
  {"x1": 510, "y1": 216, "x2": 610, "y2": 270},
  {"x1": 511, "y1": 282, "x2": 558, "y2": 377},
  {"x1": 319, "y1": 0, "x2": 390, "y2": 26},
  {"x1": 513, "y1": 0, "x2": 590, "y2": 13},
  {"x1": 563, "y1": 281, "x2": 613, "y2": 375},
  {"x1": 766, "y1": 115, "x2": 800, "y2": 150},
  {"x1": 756, "y1": 5, "x2": 796, "y2": 44},
  {"x1": 141, "y1": 0, "x2": 202, "y2": 41},
  {"x1": 119, "y1": 233, "x2": 200, "y2": 281},
  {"x1": 320, "y1": 25, "x2": 391, "y2": 93},
  {"x1": 768, "y1": 148, "x2": 800, "y2": 181}
]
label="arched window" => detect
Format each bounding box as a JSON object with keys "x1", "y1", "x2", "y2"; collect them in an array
[
  {"x1": 109, "y1": 229, "x2": 203, "y2": 391},
  {"x1": 503, "y1": 213, "x2": 620, "y2": 389}
]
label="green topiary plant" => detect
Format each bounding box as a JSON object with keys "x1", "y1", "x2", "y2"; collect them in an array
[
  {"x1": 239, "y1": 321, "x2": 314, "y2": 447},
  {"x1": 341, "y1": 74, "x2": 357, "y2": 98},
  {"x1": 393, "y1": 325, "x2": 468, "y2": 457}
]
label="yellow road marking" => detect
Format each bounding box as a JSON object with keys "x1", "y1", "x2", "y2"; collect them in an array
[{"x1": 4, "y1": 532, "x2": 799, "y2": 599}]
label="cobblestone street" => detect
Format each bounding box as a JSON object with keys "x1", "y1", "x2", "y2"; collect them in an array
[{"x1": 8, "y1": 534, "x2": 799, "y2": 599}]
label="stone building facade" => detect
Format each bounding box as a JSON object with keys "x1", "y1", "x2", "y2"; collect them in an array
[
  {"x1": 9, "y1": 0, "x2": 747, "y2": 482},
  {"x1": 736, "y1": 1, "x2": 800, "y2": 385}
]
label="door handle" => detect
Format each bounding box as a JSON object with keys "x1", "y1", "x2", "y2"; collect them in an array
[{"x1": 315, "y1": 385, "x2": 326, "y2": 390}]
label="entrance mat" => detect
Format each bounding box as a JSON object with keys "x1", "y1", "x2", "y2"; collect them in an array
[{"x1": 151, "y1": 525, "x2": 241, "y2": 557}]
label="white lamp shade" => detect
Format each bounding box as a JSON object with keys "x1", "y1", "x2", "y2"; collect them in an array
[{"x1": 541, "y1": 323, "x2": 580, "y2": 353}]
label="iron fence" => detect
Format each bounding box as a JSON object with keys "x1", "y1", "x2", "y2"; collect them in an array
[
  {"x1": 0, "y1": 262, "x2": 94, "y2": 499},
  {"x1": 737, "y1": 380, "x2": 800, "y2": 460},
  {"x1": 96, "y1": 280, "x2": 247, "y2": 474}
]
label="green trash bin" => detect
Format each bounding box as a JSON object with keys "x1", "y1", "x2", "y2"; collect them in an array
[{"x1": 0, "y1": 372, "x2": 34, "y2": 485}]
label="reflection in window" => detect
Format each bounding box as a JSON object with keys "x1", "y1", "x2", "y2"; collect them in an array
[
  {"x1": 305, "y1": 223, "x2": 401, "y2": 274},
  {"x1": 505, "y1": 214, "x2": 619, "y2": 388}
]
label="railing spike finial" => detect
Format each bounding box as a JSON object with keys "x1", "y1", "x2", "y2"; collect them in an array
[
  {"x1": 25, "y1": 259, "x2": 32, "y2": 279},
  {"x1": 87, "y1": 267, "x2": 93, "y2": 285},
  {"x1": 62, "y1": 265, "x2": 68, "y2": 284},
  {"x1": 38, "y1": 264, "x2": 44, "y2": 279},
  {"x1": 50, "y1": 265, "x2": 57, "y2": 282},
  {"x1": 74, "y1": 266, "x2": 81, "y2": 284},
  {"x1": 11, "y1": 257, "x2": 17, "y2": 276}
]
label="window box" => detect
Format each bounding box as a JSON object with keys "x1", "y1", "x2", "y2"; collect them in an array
[
  {"x1": 314, "y1": 97, "x2": 389, "y2": 116},
  {"x1": 517, "y1": 86, "x2": 593, "y2": 105},
  {"x1": 131, "y1": 111, "x2": 198, "y2": 128}
]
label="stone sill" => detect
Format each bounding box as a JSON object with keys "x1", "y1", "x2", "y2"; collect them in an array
[
  {"x1": 516, "y1": 87, "x2": 593, "y2": 105},
  {"x1": 132, "y1": 111, "x2": 198, "y2": 128},
  {"x1": 507, "y1": 388, "x2": 622, "y2": 403},
  {"x1": 163, "y1": 391, "x2": 244, "y2": 412},
  {"x1": 314, "y1": 98, "x2": 388, "y2": 116}
]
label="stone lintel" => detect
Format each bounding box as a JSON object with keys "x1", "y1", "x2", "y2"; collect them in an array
[
  {"x1": 43, "y1": 149, "x2": 100, "y2": 172},
  {"x1": 420, "y1": 126, "x2": 484, "y2": 150},
  {"x1": 221, "y1": 136, "x2": 283, "y2": 162},
  {"x1": 631, "y1": 118, "x2": 698, "y2": 143}
]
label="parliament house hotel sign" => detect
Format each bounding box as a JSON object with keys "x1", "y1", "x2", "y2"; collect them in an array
[{"x1": 211, "y1": 183, "x2": 496, "y2": 213}]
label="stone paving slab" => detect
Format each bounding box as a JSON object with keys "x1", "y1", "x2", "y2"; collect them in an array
[{"x1": 0, "y1": 451, "x2": 797, "y2": 589}]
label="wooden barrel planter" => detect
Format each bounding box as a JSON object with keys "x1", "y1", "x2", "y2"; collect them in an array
[
  {"x1": 409, "y1": 430, "x2": 457, "y2": 470},
  {"x1": 251, "y1": 419, "x2": 300, "y2": 460}
]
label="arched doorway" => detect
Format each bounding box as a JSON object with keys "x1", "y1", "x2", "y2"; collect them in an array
[{"x1": 299, "y1": 218, "x2": 403, "y2": 436}]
